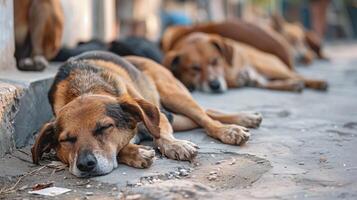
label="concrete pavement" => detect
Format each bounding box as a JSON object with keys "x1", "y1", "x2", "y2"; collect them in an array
[{"x1": 0, "y1": 42, "x2": 356, "y2": 200}]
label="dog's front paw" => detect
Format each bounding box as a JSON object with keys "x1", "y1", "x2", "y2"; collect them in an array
[
  {"x1": 235, "y1": 112, "x2": 262, "y2": 128},
  {"x1": 289, "y1": 80, "x2": 305, "y2": 93},
  {"x1": 156, "y1": 139, "x2": 198, "y2": 161},
  {"x1": 214, "y1": 125, "x2": 250, "y2": 145},
  {"x1": 132, "y1": 146, "x2": 155, "y2": 168},
  {"x1": 119, "y1": 145, "x2": 155, "y2": 168},
  {"x1": 33, "y1": 56, "x2": 48, "y2": 71},
  {"x1": 316, "y1": 81, "x2": 328, "y2": 91},
  {"x1": 17, "y1": 56, "x2": 47, "y2": 71}
]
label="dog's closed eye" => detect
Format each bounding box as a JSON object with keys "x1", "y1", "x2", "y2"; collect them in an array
[
  {"x1": 59, "y1": 136, "x2": 77, "y2": 144},
  {"x1": 211, "y1": 58, "x2": 218, "y2": 66},
  {"x1": 94, "y1": 123, "x2": 114, "y2": 136},
  {"x1": 192, "y1": 64, "x2": 201, "y2": 72}
]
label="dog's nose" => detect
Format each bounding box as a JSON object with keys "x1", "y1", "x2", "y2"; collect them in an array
[
  {"x1": 77, "y1": 150, "x2": 97, "y2": 172},
  {"x1": 209, "y1": 79, "x2": 221, "y2": 91}
]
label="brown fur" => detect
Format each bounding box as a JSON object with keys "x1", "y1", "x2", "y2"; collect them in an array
[
  {"x1": 32, "y1": 51, "x2": 262, "y2": 177},
  {"x1": 161, "y1": 20, "x2": 294, "y2": 69},
  {"x1": 271, "y1": 14, "x2": 328, "y2": 64},
  {"x1": 14, "y1": 0, "x2": 64, "y2": 71},
  {"x1": 163, "y1": 33, "x2": 328, "y2": 93}
]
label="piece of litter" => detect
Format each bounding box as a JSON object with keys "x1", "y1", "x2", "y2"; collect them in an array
[
  {"x1": 28, "y1": 187, "x2": 71, "y2": 196},
  {"x1": 32, "y1": 182, "x2": 53, "y2": 191}
]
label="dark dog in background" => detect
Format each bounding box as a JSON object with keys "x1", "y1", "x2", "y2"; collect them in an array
[
  {"x1": 14, "y1": 0, "x2": 64, "y2": 71},
  {"x1": 52, "y1": 37, "x2": 163, "y2": 63}
]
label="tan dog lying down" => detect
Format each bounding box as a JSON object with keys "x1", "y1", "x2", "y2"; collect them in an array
[
  {"x1": 163, "y1": 33, "x2": 328, "y2": 93},
  {"x1": 32, "y1": 51, "x2": 262, "y2": 177},
  {"x1": 161, "y1": 20, "x2": 294, "y2": 69},
  {"x1": 270, "y1": 14, "x2": 328, "y2": 64}
]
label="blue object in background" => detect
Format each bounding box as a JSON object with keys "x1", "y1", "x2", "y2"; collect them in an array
[{"x1": 161, "y1": 11, "x2": 192, "y2": 33}]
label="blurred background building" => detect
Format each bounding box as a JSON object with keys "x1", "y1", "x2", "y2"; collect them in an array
[
  {"x1": 1, "y1": 0, "x2": 357, "y2": 70},
  {"x1": 59, "y1": 0, "x2": 357, "y2": 44}
]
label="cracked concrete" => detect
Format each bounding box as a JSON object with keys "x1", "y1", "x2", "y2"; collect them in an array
[
  {"x1": 0, "y1": 66, "x2": 58, "y2": 156},
  {"x1": 0, "y1": 42, "x2": 356, "y2": 200}
]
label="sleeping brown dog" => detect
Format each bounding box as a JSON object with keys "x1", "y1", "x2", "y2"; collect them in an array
[
  {"x1": 270, "y1": 14, "x2": 328, "y2": 64},
  {"x1": 161, "y1": 20, "x2": 294, "y2": 70},
  {"x1": 32, "y1": 51, "x2": 262, "y2": 177},
  {"x1": 163, "y1": 32, "x2": 328, "y2": 93},
  {"x1": 14, "y1": 0, "x2": 64, "y2": 71}
]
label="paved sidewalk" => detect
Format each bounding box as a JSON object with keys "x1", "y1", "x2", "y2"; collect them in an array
[{"x1": 0, "y1": 42, "x2": 357, "y2": 200}]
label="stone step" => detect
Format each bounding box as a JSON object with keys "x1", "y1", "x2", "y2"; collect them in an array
[{"x1": 0, "y1": 65, "x2": 59, "y2": 157}]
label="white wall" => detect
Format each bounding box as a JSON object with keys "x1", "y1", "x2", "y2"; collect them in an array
[
  {"x1": 0, "y1": 0, "x2": 16, "y2": 70},
  {"x1": 60, "y1": 0, "x2": 93, "y2": 47},
  {"x1": 60, "y1": 0, "x2": 116, "y2": 47}
]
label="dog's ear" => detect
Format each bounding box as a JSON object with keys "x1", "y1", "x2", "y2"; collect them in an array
[
  {"x1": 31, "y1": 122, "x2": 57, "y2": 164},
  {"x1": 120, "y1": 98, "x2": 161, "y2": 139},
  {"x1": 271, "y1": 13, "x2": 284, "y2": 32},
  {"x1": 210, "y1": 36, "x2": 233, "y2": 65},
  {"x1": 162, "y1": 51, "x2": 181, "y2": 73}
]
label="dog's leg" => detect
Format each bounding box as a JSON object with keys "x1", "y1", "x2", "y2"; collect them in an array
[
  {"x1": 155, "y1": 113, "x2": 198, "y2": 160},
  {"x1": 28, "y1": 5, "x2": 50, "y2": 71},
  {"x1": 237, "y1": 67, "x2": 305, "y2": 92},
  {"x1": 24, "y1": 0, "x2": 63, "y2": 71},
  {"x1": 172, "y1": 109, "x2": 262, "y2": 130},
  {"x1": 171, "y1": 113, "x2": 199, "y2": 131},
  {"x1": 294, "y1": 75, "x2": 328, "y2": 91},
  {"x1": 125, "y1": 57, "x2": 250, "y2": 145},
  {"x1": 249, "y1": 57, "x2": 327, "y2": 91},
  {"x1": 118, "y1": 143, "x2": 155, "y2": 168},
  {"x1": 157, "y1": 80, "x2": 250, "y2": 145},
  {"x1": 206, "y1": 109, "x2": 262, "y2": 128},
  {"x1": 257, "y1": 79, "x2": 305, "y2": 92}
]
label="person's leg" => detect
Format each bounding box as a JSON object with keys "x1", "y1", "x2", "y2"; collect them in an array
[{"x1": 310, "y1": 0, "x2": 330, "y2": 38}]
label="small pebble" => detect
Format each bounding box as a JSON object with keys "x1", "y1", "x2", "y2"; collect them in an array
[
  {"x1": 85, "y1": 192, "x2": 94, "y2": 196},
  {"x1": 179, "y1": 169, "x2": 189, "y2": 176},
  {"x1": 207, "y1": 174, "x2": 218, "y2": 181},
  {"x1": 209, "y1": 171, "x2": 217, "y2": 175},
  {"x1": 319, "y1": 157, "x2": 327, "y2": 163},
  {"x1": 85, "y1": 184, "x2": 91, "y2": 188},
  {"x1": 116, "y1": 192, "x2": 124, "y2": 199},
  {"x1": 19, "y1": 185, "x2": 28, "y2": 191},
  {"x1": 126, "y1": 194, "x2": 141, "y2": 200},
  {"x1": 215, "y1": 160, "x2": 224, "y2": 165},
  {"x1": 230, "y1": 158, "x2": 236, "y2": 165}
]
